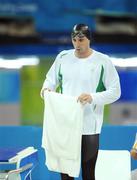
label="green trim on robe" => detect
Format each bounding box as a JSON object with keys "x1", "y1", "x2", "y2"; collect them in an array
[
  {"x1": 94, "y1": 65, "x2": 106, "y2": 110},
  {"x1": 96, "y1": 65, "x2": 106, "y2": 92},
  {"x1": 56, "y1": 64, "x2": 63, "y2": 94}
]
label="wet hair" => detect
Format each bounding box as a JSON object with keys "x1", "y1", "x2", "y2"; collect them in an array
[{"x1": 71, "y1": 24, "x2": 91, "y2": 40}]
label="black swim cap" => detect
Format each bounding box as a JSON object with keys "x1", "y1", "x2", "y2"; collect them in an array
[{"x1": 71, "y1": 24, "x2": 91, "y2": 40}]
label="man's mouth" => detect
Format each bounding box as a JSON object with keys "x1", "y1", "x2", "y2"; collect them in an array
[{"x1": 76, "y1": 48, "x2": 81, "y2": 51}]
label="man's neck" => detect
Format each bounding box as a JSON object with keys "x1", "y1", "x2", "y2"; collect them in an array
[{"x1": 75, "y1": 48, "x2": 93, "y2": 58}]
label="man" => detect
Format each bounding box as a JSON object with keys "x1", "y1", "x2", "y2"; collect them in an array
[{"x1": 41, "y1": 24, "x2": 121, "y2": 180}]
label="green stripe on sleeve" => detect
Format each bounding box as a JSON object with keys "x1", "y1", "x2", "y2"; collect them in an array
[
  {"x1": 96, "y1": 65, "x2": 106, "y2": 92},
  {"x1": 56, "y1": 64, "x2": 63, "y2": 94}
]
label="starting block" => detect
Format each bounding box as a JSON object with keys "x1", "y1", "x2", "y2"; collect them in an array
[
  {"x1": 0, "y1": 147, "x2": 38, "y2": 180},
  {"x1": 95, "y1": 150, "x2": 131, "y2": 180}
]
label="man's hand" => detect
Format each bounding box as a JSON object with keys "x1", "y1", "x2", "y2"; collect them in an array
[
  {"x1": 131, "y1": 149, "x2": 137, "y2": 160},
  {"x1": 131, "y1": 142, "x2": 137, "y2": 160},
  {"x1": 77, "y1": 93, "x2": 92, "y2": 105},
  {"x1": 40, "y1": 88, "x2": 51, "y2": 98}
]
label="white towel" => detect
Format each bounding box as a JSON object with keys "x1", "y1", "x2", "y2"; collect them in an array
[{"x1": 42, "y1": 91, "x2": 83, "y2": 177}]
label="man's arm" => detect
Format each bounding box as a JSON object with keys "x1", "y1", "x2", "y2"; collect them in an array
[
  {"x1": 40, "y1": 58, "x2": 59, "y2": 98},
  {"x1": 77, "y1": 58, "x2": 121, "y2": 105},
  {"x1": 91, "y1": 58, "x2": 121, "y2": 105}
]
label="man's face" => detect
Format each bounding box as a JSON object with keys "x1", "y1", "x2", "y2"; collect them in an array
[{"x1": 72, "y1": 36, "x2": 90, "y2": 55}]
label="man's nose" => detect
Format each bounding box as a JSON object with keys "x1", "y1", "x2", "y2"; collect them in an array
[{"x1": 75, "y1": 40, "x2": 80, "y2": 46}]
